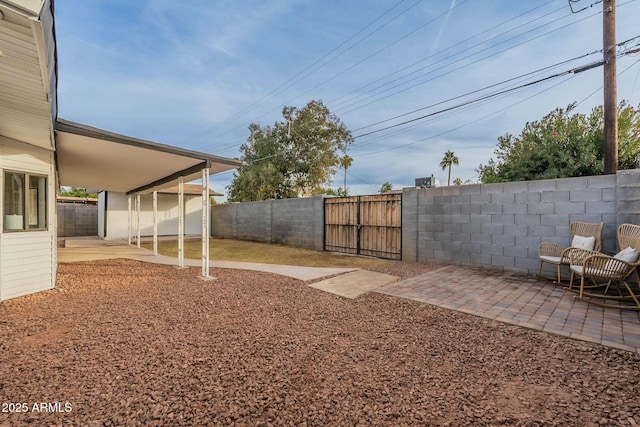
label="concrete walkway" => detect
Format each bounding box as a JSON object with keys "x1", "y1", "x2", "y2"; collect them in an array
[
  {"x1": 58, "y1": 237, "x2": 357, "y2": 282},
  {"x1": 310, "y1": 270, "x2": 398, "y2": 299},
  {"x1": 376, "y1": 265, "x2": 640, "y2": 354}
]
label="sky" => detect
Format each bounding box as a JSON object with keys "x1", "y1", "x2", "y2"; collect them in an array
[{"x1": 54, "y1": 0, "x2": 640, "y2": 198}]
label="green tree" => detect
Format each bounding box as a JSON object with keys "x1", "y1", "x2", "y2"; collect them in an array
[
  {"x1": 477, "y1": 101, "x2": 640, "y2": 183},
  {"x1": 319, "y1": 187, "x2": 348, "y2": 197},
  {"x1": 440, "y1": 150, "x2": 459, "y2": 186},
  {"x1": 453, "y1": 177, "x2": 462, "y2": 185},
  {"x1": 59, "y1": 187, "x2": 97, "y2": 198},
  {"x1": 228, "y1": 100, "x2": 353, "y2": 201},
  {"x1": 379, "y1": 181, "x2": 393, "y2": 193}
]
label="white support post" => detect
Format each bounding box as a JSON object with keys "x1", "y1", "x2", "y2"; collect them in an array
[
  {"x1": 136, "y1": 194, "x2": 141, "y2": 248},
  {"x1": 153, "y1": 190, "x2": 158, "y2": 256},
  {"x1": 202, "y1": 168, "x2": 210, "y2": 278},
  {"x1": 127, "y1": 195, "x2": 132, "y2": 245},
  {"x1": 178, "y1": 177, "x2": 184, "y2": 268}
]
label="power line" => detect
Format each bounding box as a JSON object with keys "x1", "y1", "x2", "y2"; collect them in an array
[
  {"x1": 278, "y1": 0, "x2": 472, "y2": 109},
  {"x1": 208, "y1": 0, "x2": 473, "y2": 151},
  {"x1": 354, "y1": 47, "x2": 640, "y2": 159},
  {"x1": 228, "y1": 63, "x2": 583, "y2": 168},
  {"x1": 214, "y1": 42, "x2": 639, "y2": 164},
  {"x1": 630, "y1": 60, "x2": 640, "y2": 102},
  {"x1": 197, "y1": 2, "x2": 575, "y2": 154},
  {"x1": 186, "y1": 2, "x2": 426, "y2": 155},
  {"x1": 351, "y1": 50, "x2": 601, "y2": 134},
  {"x1": 350, "y1": 34, "x2": 640, "y2": 140},
  {"x1": 351, "y1": 59, "x2": 607, "y2": 139},
  {"x1": 336, "y1": 6, "x2": 601, "y2": 116},
  {"x1": 353, "y1": 84, "x2": 546, "y2": 149},
  {"x1": 329, "y1": 1, "x2": 559, "y2": 111},
  {"x1": 224, "y1": 74, "x2": 577, "y2": 192},
  {"x1": 575, "y1": 54, "x2": 640, "y2": 107},
  {"x1": 346, "y1": 171, "x2": 381, "y2": 190},
  {"x1": 217, "y1": 57, "x2": 640, "y2": 191},
  {"x1": 568, "y1": 0, "x2": 604, "y2": 14},
  {"x1": 182, "y1": 0, "x2": 424, "y2": 147},
  {"x1": 356, "y1": 74, "x2": 577, "y2": 158},
  {"x1": 334, "y1": 0, "x2": 638, "y2": 120},
  {"x1": 195, "y1": 1, "x2": 638, "y2": 158}
]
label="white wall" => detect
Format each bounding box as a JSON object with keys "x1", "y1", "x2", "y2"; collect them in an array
[
  {"x1": 101, "y1": 191, "x2": 205, "y2": 239},
  {"x1": 98, "y1": 191, "x2": 106, "y2": 238},
  {"x1": 0, "y1": 136, "x2": 56, "y2": 301}
]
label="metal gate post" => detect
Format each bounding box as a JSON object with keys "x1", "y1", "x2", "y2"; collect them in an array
[
  {"x1": 322, "y1": 196, "x2": 326, "y2": 252},
  {"x1": 356, "y1": 196, "x2": 361, "y2": 256}
]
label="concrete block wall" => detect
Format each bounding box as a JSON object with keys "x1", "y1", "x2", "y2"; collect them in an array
[
  {"x1": 616, "y1": 169, "x2": 640, "y2": 228},
  {"x1": 57, "y1": 203, "x2": 98, "y2": 237},
  {"x1": 236, "y1": 200, "x2": 272, "y2": 243},
  {"x1": 271, "y1": 196, "x2": 324, "y2": 250},
  {"x1": 211, "y1": 195, "x2": 324, "y2": 250},
  {"x1": 209, "y1": 203, "x2": 237, "y2": 240},
  {"x1": 403, "y1": 169, "x2": 640, "y2": 275}
]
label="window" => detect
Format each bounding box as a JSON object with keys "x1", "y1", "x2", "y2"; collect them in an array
[
  {"x1": 28, "y1": 175, "x2": 47, "y2": 229},
  {"x1": 3, "y1": 171, "x2": 47, "y2": 231}
]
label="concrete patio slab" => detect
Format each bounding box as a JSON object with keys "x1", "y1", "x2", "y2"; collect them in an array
[{"x1": 309, "y1": 270, "x2": 399, "y2": 299}]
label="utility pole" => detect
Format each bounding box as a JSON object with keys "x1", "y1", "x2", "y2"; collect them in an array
[{"x1": 603, "y1": 0, "x2": 617, "y2": 174}]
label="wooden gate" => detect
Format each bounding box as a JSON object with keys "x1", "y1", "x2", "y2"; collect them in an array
[{"x1": 324, "y1": 193, "x2": 401, "y2": 260}]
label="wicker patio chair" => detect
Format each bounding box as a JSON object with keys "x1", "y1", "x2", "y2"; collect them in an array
[
  {"x1": 567, "y1": 224, "x2": 640, "y2": 310},
  {"x1": 618, "y1": 223, "x2": 640, "y2": 252},
  {"x1": 537, "y1": 221, "x2": 604, "y2": 283}
]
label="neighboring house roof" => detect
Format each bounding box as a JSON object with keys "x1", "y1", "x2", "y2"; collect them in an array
[
  {"x1": 55, "y1": 119, "x2": 241, "y2": 195},
  {"x1": 159, "y1": 184, "x2": 223, "y2": 197}
]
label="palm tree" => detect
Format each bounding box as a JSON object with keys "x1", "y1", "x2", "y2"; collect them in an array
[
  {"x1": 339, "y1": 154, "x2": 353, "y2": 193},
  {"x1": 439, "y1": 150, "x2": 459, "y2": 186}
]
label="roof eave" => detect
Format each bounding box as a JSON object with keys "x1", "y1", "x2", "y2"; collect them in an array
[{"x1": 56, "y1": 118, "x2": 241, "y2": 168}]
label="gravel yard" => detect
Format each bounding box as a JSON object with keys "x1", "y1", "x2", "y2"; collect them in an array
[{"x1": 1, "y1": 259, "x2": 639, "y2": 426}]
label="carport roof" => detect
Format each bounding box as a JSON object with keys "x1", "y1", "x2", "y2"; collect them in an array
[{"x1": 55, "y1": 119, "x2": 241, "y2": 195}]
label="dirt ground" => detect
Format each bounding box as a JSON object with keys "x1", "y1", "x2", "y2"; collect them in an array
[{"x1": 1, "y1": 259, "x2": 639, "y2": 426}]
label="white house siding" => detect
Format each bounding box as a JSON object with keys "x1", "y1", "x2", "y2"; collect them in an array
[
  {"x1": 1, "y1": 232, "x2": 54, "y2": 299},
  {"x1": 0, "y1": 136, "x2": 56, "y2": 301},
  {"x1": 101, "y1": 191, "x2": 205, "y2": 239}
]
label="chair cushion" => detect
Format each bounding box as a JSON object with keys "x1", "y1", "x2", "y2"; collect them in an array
[
  {"x1": 600, "y1": 248, "x2": 640, "y2": 274},
  {"x1": 586, "y1": 266, "x2": 618, "y2": 278},
  {"x1": 571, "y1": 235, "x2": 596, "y2": 250},
  {"x1": 571, "y1": 263, "x2": 619, "y2": 279},
  {"x1": 613, "y1": 246, "x2": 639, "y2": 264},
  {"x1": 539, "y1": 255, "x2": 563, "y2": 265}
]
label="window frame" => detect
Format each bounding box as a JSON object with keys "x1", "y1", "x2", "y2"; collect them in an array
[{"x1": 2, "y1": 170, "x2": 48, "y2": 232}]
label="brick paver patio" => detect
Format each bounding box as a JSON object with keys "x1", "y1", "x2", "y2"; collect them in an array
[{"x1": 375, "y1": 265, "x2": 640, "y2": 354}]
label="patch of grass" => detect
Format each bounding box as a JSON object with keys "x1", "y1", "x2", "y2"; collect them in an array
[{"x1": 142, "y1": 238, "x2": 395, "y2": 269}]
